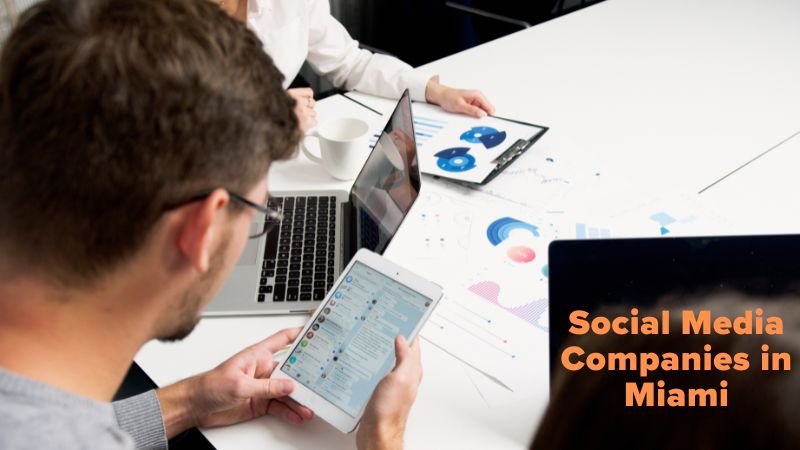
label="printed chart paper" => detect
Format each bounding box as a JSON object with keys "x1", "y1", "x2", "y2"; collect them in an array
[
  {"x1": 421, "y1": 288, "x2": 548, "y2": 394},
  {"x1": 412, "y1": 103, "x2": 546, "y2": 183}
]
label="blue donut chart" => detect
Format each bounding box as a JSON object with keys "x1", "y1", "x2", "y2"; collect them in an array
[
  {"x1": 435, "y1": 147, "x2": 476, "y2": 172},
  {"x1": 460, "y1": 126, "x2": 507, "y2": 149},
  {"x1": 486, "y1": 217, "x2": 541, "y2": 246},
  {"x1": 460, "y1": 126, "x2": 498, "y2": 143},
  {"x1": 478, "y1": 130, "x2": 507, "y2": 149}
]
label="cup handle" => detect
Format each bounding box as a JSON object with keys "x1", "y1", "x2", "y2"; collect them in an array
[{"x1": 301, "y1": 130, "x2": 323, "y2": 165}]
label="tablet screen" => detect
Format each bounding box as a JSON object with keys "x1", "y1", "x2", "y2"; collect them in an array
[{"x1": 280, "y1": 261, "x2": 432, "y2": 417}]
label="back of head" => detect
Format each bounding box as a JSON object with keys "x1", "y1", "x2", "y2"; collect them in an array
[
  {"x1": 531, "y1": 295, "x2": 800, "y2": 450},
  {"x1": 0, "y1": 0, "x2": 300, "y2": 285}
]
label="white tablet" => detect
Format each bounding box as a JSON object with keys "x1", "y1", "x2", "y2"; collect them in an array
[{"x1": 272, "y1": 248, "x2": 443, "y2": 433}]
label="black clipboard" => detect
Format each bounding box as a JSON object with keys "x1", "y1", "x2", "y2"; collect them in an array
[
  {"x1": 469, "y1": 114, "x2": 548, "y2": 186},
  {"x1": 339, "y1": 94, "x2": 549, "y2": 186},
  {"x1": 411, "y1": 103, "x2": 549, "y2": 186}
]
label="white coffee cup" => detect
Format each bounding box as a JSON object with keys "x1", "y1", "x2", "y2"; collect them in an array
[{"x1": 301, "y1": 117, "x2": 370, "y2": 180}]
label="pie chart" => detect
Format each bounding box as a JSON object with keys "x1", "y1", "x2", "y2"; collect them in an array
[
  {"x1": 460, "y1": 126, "x2": 507, "y2": 149},
  {"x1": 435, "y1": 147, "x2": 476, "y2": 172}
]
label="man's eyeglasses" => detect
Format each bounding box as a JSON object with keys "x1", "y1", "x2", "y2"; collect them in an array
[{"x1": 169, "y1": 190, "x2": 283, "y2": 239}]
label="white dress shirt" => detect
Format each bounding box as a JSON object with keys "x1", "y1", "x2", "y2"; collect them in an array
[{"x1": 247, "y1": 0, "x2": 433, "y2": 101}]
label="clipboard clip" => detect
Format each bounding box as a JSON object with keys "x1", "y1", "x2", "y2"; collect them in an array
[{"x1": 491, "y1": 139, "x2": 530, "y2": 166}]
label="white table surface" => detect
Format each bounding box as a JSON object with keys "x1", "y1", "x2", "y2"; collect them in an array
[
  {"x1": 404, "y1": 0, "x2": 800, "y2": 196},
  {"x1": 135, "y1": 0, "x2": 800, "y2": 448},
  {"x1": 696, "y1": 130, "x2": 800, "y2": 234}
]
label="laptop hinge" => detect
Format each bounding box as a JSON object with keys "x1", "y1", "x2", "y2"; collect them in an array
[{"x1": 340, "y1": 200, "x2": 356, "y2": 267}]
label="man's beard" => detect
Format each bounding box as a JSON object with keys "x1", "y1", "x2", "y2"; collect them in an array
[{"x1": 157, "y1": 239, "x2": 229, "y2": 342}]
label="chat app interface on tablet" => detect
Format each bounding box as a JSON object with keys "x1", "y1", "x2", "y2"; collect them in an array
[{"x1": 281, "y1": 261, "x2": 432, "y2": 417}]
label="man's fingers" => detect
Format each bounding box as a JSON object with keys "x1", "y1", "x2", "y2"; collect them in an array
[
  {"x1": 238, "y1": 376, "x2": 295, "y2": 399},
  {"x1": 276, "y1": 396, "x2": 314, "y2": 421},
  {"x1": 392, "y1": 336, "x2": 421, "y2": 378},
  {"x1": 407, "y1": 337, "x2": 421, "y2": 371},
  {"x1": 392, "y1": 335, "x2": 409, "y2": 369},
  {"x1": 303, "y1": 116, "x2": 318, "y2": 132},
  {"x1": 252, "y1": 357, "x2": 280, "y2": 379},
  {"x1": 258, "y1": 359, "x2": 279, "y2": 378},
  {"x1": 267, "y1": 399, "x2": 310, "y2": 425},
  {"x1": 219, "y1": 328, "x2": 301, "y2": 376},
  {"x1": 289, "y1": 87, "x2": 314, "y2": 99},
  {"x1": 409, "y1": 338, "x2": 423, "y2": 382},
  {"x1": 299, "y1": 98, "x2": 316, "y2": 110},
  {"x1": 249, "y1": 327, "x2": 303, "y2": 355}
]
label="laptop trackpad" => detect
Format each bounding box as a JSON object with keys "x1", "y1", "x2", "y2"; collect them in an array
[{"x1": 237, "y1": 234, "x2": 260, "y2": 267}]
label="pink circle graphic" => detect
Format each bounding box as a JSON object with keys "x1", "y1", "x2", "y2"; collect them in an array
[{"x1": 507, "y1": 246, "x2": 536, "y2": 263}]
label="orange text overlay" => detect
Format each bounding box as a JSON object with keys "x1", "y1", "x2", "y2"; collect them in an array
[{"x1": 560, "y1": 308, "x2": 791, "y2": 407}]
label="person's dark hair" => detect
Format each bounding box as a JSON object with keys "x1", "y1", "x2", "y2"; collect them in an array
[
  {"x1": 531, "y1": 295, "x2": 800, "y2": 450},
  {"x1": 0, "y1": 0, "x2": 300, "y2": 285}
]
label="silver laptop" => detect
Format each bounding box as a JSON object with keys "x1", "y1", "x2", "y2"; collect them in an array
[{"x1": 204, "y1": 90, "x2": 420, "y2": 315}]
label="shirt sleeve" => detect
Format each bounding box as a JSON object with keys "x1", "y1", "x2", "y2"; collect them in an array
[
  {"x1": 304, "y1": 0, "x2": 433, "y2": 102},
  {"x1": 112, "y1": 390, "x2": 168, "y2": 450}
]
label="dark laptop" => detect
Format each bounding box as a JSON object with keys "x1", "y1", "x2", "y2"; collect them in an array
[{"x1": 548, "y1": 235, "x2": 800, "y2": 374}]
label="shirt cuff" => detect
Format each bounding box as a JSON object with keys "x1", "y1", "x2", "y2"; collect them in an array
[
  {"x1": 113, "y1": 390, "x2": 168, "y2": 450},
  {"x1": 404, "y1": 69, "x2": 436, "y2": 103}
]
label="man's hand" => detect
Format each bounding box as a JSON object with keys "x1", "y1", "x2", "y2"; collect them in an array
[
  {"x1": 156, "y1": 327, "x2": 314, "y2": 438},
  {"x1": 356, "y1": 336, "x2": 423, "y2": 450},
  {"x1": 425, "y1": 76, "x2": 495, "y2": 118},
  {"x1": 288, "y1": 87, "x2": 317, "y2": 132}
]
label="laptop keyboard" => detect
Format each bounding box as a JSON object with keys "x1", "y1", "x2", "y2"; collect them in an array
[{"x1": 258, "y1": 196, "x2": 337, "y2": 303}]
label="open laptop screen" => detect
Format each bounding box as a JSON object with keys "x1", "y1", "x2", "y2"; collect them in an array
[
  {"x1": 547, "y1": 235, "x2": 800, "y2": 374},
  {"x1": 349, "y1": 90, "x2": 420, "y2": 256}
]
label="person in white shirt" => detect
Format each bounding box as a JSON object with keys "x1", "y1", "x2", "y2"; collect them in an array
[{"x1": 215, "y1": 0, "x2": 495, "y2": 131}]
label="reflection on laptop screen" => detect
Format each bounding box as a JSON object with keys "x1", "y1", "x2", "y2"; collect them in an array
[{"x1": 350, "y1": 91, "x2": 420, "y2": 254}]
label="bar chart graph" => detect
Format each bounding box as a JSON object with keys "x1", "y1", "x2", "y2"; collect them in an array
[{"x1": 575, "y1": 223, "x2": 611, "y2": 239}]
